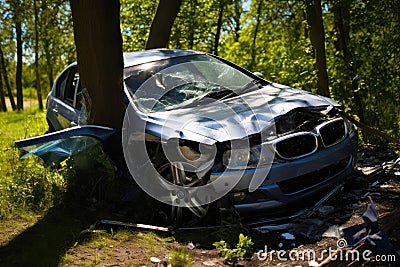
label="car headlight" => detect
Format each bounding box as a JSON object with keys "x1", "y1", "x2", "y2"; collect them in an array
[
  {"x1": 222, "y1": 145, "x2": 275, "y2": 169},
  {"x1": 169, "y1": 141, "x2": 216, "y2": 174}
]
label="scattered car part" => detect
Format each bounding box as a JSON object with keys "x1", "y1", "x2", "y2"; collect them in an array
[
  {"x1": 98, "y1": 219, "x2": 170, "y2": 232},
  {"x1": 15, "y1": 125, "x2": 115, "y2": 166}
]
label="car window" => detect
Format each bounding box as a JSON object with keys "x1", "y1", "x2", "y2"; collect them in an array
[
  {"x1": 56, "y1": 70, "x2": 69, "y2": 99},
  {"x1": 71, "y1": 72, "x2": 82, "y2": 110},
  {"x1": 56, "y1": 66, "x2": 82, "y2": 110},
  {"x1": 124, "y1": 55, "x2": 253, "y2": 113},
  {"x1": 64, "y1": 69, "x2": 78, "y2": 106}
]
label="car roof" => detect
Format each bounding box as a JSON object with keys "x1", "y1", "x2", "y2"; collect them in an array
[
  {"x1": 123, "y1": 49, "x2": 204, "y2": 68},
  {"x1": 66, "y1": 49, "x2": 205, "y2": 70}
]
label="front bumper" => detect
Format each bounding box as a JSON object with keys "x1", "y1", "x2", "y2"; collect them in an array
[{"x1": 211, "y1": 131, "x2": 358, "y2": 216}]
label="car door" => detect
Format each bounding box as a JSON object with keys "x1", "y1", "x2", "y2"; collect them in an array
[
  {"x1": 15, "y1": 125, "x2": 115, "y2": 166},
  {"x1": 48, "y1": 66, "x2": 82, "y2": 129}
]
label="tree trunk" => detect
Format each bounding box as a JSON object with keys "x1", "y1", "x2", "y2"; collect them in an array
[
  {"x1": 213, "y1": 0, "x2": 224, "y2": 56},
  {"x1": 188, "y1": 0, "x2": 197, "y2": 49},
  {"x1": 333, "y1": 0, "x2": 364, "y2": 123},
  {"x1": 0, "y1": 69, "x2": 7, "y2": 112},
  {"x1": 34, "y1": 0, "x2": 43, "y2": 110},
  {"x1": 43, "y1": 39, "x2": 54, "y2": 90},
  {"x1": 70, "y1": 0, "x2": 124, "y2": 129},
  {"x1": 146, "y1": 0, "x2": 181, "y2": 50},
  {"x1": 15, "y1": 19, "x2": 23, "y2": 110},
  {"x1": 232, "y1": 0, "x2": 242, "y2": 42},
  {"x1": 305, "y1": 0, "x2": 330, "y2": 97},
  {"x1": 250, "y1": 0, "x2": 263, "y2": 70},
  {"x1": 0, "y1": 46, "x2": 16, "y2": 110}
]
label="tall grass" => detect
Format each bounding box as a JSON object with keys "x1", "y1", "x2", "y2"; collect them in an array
[{"x1": 0, "y1": 108, "x2": 69, "y2": 218}]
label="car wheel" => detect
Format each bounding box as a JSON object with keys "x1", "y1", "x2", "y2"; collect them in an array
[{"x1": 156, "y1": 161, "x2": 210, "y2": 226}]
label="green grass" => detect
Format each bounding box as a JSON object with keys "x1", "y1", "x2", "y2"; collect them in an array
[
  {"x1": 170, "y1": 248, "x2": 193, "y2": 267},
  {"x1": 0, "y1": 107, "x2": 68, "y2": 218}
]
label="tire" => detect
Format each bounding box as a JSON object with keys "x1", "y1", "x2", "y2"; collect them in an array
[{"x1": 155, "y1": 161, "x2": 213, "y2": 226}]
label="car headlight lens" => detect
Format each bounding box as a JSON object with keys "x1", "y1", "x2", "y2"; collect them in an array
[
  {"x1": 162, "y1": 139, "x2": 216, "y2": 175},
  {"x1": 222, "y1": 145, "x2": 275, "y2": 169}
]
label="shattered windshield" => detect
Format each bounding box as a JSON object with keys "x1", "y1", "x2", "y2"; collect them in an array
[{"x1": 124, "y1": 55, "x2": 254, "y2": 113}]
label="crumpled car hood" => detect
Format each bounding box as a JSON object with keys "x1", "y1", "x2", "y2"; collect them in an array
[{"x1": 140, "y1": 83, "x2": 338, "y2": 145}]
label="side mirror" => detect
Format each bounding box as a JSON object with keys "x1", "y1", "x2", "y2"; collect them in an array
[{"x1": 253, "y1": 72, "x2": 264, "y2": 79}]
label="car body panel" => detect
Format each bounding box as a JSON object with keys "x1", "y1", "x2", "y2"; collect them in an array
[
  {"x1": 123, "y1": 49, "x2": 204, "y2": 69},
  {"x1": 15, "y1": 125, "x2": 115, "y2": 166},
  {"x1": 47, "y1": 96, "x2": 80, "y2": 129}
]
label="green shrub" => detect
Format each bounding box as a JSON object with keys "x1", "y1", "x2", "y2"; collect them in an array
[{"x1": 213, "y1": 233, "x2": 254, "y2": 265}]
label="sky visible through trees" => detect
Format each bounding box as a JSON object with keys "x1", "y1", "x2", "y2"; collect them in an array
[{"x1": 0, "y1": 0, "x2": 399, "y2": 143}]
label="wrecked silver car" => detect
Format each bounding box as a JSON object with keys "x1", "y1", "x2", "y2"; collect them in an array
[{"x1": 16, "y1": 49, "x2": 358, "y2": 225}]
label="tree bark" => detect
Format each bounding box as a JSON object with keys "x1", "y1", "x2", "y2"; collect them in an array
[
  {"x1": 305, "y1": 0, "x2": 330, "y2": 97},
  {"x1": 0, "y1": 46, "x2": 16, "y2": 110},
  {"x1": 43, "y1": 38, "x2": 54, "y2": 90},
  {"x1": 146, "y1": 0, "x2": 181, "y2": 50},
  {"x1": 250, "y1": 0, "x2": 263, "y2": 70},
  {"x1": 0, "y1": 68, "x2": 7, "y2": 112},
  {"x1": 70, "y1": 0, "x2": 125, "y2": 164},
  {"x1": 70, "y1": 0, "x2": 124, "y2": 129},
  {"x1": 188, "y1": 0, "x2": 197, "y2": 49},
  {"x1": 213, "y1": 0, "x2": 225, "y2": 56},
  {"x1": 34, "y1": 0, "x2": 43, "y2": 110},
  {"x1": 333, "y1": 0, "x2": 364, "y2": 122},
  {"x1": 15, "y1": 19, "x2": 23, "y2": 110},
  {"x1": 232, "y1": 0, "x2": 242, "y2": 42}
]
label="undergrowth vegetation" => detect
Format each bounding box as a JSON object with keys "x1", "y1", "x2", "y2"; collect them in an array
[
  {"x1": 0, "y1": 108, "x2": 71, "y2": 218},
  {"x1": 0, "y1": 106, "x2": 124, "y2": 222},
  {"x1": 213, "y1": 233, "x2": 254, "y2": 265}
]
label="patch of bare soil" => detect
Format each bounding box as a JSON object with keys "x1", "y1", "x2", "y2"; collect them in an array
[{"x1": 0, "y1": 215, "x2": 39, "y2": 246}]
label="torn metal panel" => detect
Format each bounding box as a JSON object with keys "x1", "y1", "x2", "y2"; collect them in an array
[
  {"x1": 15, "y1": 125, "x2": 115, "y2": 166},
  {"x1": 342, "y1": 200, "x2": 400, "y2": 262}
]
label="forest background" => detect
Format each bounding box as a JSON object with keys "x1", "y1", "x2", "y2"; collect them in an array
[
  {"x1": 0, "y1": 1, "x2": 399, "y2": 265},
  {"x1": 0, "y1": 0, "x2": 399, "y2": 142}
]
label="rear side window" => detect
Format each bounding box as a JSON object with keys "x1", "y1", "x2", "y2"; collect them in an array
[
  {"x1": 55, "y1": 66, "x2": 81, "y2": 108},
  {"x1": 55, "y1": 70, "x2": 69, "y2": 98},
  {"x1": 64, "y1": 71, "x2": 79, "y2": 105}
]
